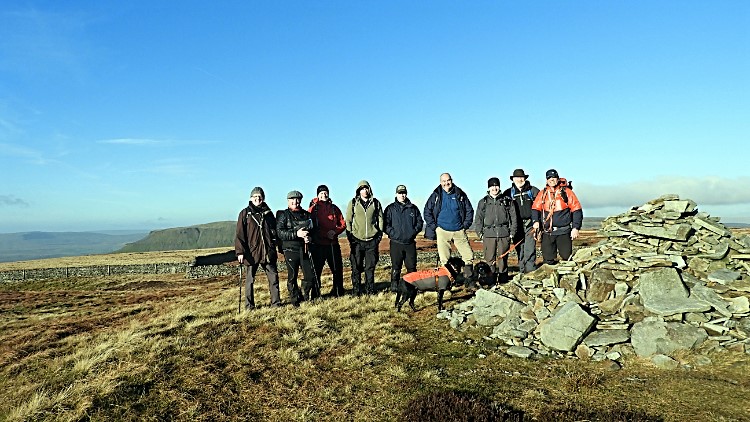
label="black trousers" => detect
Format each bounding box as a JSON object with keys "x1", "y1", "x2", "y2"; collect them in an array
[
  {"x1": 312, "y1": 242, "x2": 345, "y2": 296},
  {"x1": 350, "y1": 238, "x2": 379, "y2": 294},
  {"x1": 541, "y1": 232, "x2": 573, "y2": 264},
  {"x1": 389, "y1": 241, "x2": 417, "y2": 288},
  {"x1": 284, "y1": 247, "x2": 318, "y2": 303}
]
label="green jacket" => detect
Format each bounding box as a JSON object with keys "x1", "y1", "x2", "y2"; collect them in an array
[{"x1": 346, "y1": 181, "x2": 384, "y2": 242}]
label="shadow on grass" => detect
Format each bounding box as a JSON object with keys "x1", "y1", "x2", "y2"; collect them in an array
[{"x1": 400, "y1": 390, "x2": 662, "y2": 422}]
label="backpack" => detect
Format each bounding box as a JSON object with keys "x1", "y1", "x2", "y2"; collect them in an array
[{"x1": 558, "y1": 178, "x2": 573, "y2": 203}]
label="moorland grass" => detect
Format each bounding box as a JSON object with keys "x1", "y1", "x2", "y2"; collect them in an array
[{"x1": 1, "y1": 262, "x2": 749, "y2": 421}]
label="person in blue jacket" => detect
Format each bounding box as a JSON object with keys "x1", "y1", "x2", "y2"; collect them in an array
[
  {"x1": 384, "y1": 184, "x2": 424, "y2": 292},
  {"x1": 423, "y1": 172, "x2": 474, "y2": 280}
]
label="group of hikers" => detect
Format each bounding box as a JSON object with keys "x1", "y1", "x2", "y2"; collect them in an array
[{"x1": 234, "y1": 169, "x2": 583, "y2": 310}]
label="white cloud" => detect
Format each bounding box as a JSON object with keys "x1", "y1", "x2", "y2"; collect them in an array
[{"x1": 576, "y1": 176, "x2": 750, "y2": 209}]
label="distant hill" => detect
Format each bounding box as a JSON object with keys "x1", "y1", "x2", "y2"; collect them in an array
[
  {"x1": 0, "y1": 231, "x2": 149, "y2": 263},
  {"x1": 117, "y1": 221, "x2": 235, "y2": 253}
]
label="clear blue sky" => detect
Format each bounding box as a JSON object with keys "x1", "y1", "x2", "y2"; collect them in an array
[{"x1": 1, "y1": 1, "x2": 748, "y2": 233}]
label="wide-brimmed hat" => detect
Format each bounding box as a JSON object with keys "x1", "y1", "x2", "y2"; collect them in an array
[{"x1": 509, "y1": 169, "x2": 529, "y2": 181}]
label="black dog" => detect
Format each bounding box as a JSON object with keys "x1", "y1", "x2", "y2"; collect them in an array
[
  {"x1": 473, "y1": 261, "x2": 495, "y2": 287},
  {"x1": 395, "y1": 257, "x2": 465, "y2": 312}
]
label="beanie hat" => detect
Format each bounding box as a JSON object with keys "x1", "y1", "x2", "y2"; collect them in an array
[
  {"x1": 396, "y1": 184, "x2": 407, "y2": 194},
  {"x1": 545, "y1": 169, "x2": 559, "y2": 179},
  {"x1": 317, "y1": 184, "x2": 329, "y2": 195},
  {"x1": 487, "y1": 177, "x2": 500, "y2": 188},
  {"x1": 250, "y1": 186, "x2": 265, "y2": 200}
]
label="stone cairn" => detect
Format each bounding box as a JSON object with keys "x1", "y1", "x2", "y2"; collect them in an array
[{"x1": 439, "y1": 195, "x2": 750, "y2": 368}]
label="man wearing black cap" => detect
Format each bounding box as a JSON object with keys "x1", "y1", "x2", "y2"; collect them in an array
[
  {"x1": 503, "y1": 169, "x2": 540, "y2": 273},
  {"x1": 276, "y1": 190, "x2": 318, "y2": 305},
  {"x1": 308, "y1": 184, "x2": 347, "y2": 297},
  {"x1": 235, "y1": 186, "x2": 281, "y2": 309},
  {"x1": 531, "y1": 169, "x2": 583, "y2": 264},
  {"x1": 384, "y1": 184, "x2": 424, "y2": 292},
  {"x1": 475, "y1": 177, "x2": 517, "y2": 284}
]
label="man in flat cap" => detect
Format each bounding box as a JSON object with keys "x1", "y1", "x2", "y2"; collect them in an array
[
  {"x1": 277, "y1": 190, "x2": 318, "y2": 305},
  {"x1": 235, "y1": 186, "x2": 281, "y2": 309},
  {"x1": 384, "y1": 184, "x2": 424, "y2": 292},
  {"x1": 308, "y1": 184, "x2": 347, "y2": 297},
  {"x1": 503, "y1": 169, "x2": 540, "y2": 273}
]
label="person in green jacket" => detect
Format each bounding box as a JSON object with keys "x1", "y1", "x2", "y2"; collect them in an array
[{"x1": 345, "y1": 180, "x2": 384, "y2": 295}]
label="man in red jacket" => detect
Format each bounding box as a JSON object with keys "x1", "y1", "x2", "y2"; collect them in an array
[
  {"x1": 309, "y1": 185, "x2": 347, "y2": 297},
  {"x1": 531, "y1": 169, "x2": 583, "y2": 265}
]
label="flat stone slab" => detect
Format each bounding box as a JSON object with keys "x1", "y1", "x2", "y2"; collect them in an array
[
  {"x1": 628, "y1": 223, "x2": 692, "y2": 241},
  {"x1": 583, "y1": 329, "x2": 630, "y2": 347},
  {"x1": 507, "y1": 346, "x2": 534, "y2": 359},
  {"x1": 639, "y1": 268, "x2": 711, "y2": 316},
  {"x1": 707, "y1": 269, "x2": 741, "y2": 285},
  {"x1": 631, "y1": 319, "x2": 708, "y2": 357},
  {"x1": 471, "y1": 289, "x2": 525, "y2": 326},
  {"x1": 540, "y1": 302, "x2": 595, "y2": 352}
]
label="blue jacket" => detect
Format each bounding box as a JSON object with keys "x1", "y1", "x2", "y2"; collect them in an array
[
  {"x1": 423, "y1": 185, "x2": 474, "y2": 240},
  {"x1": 384, "y1": 198, "x2": 424, "y2": 244}
]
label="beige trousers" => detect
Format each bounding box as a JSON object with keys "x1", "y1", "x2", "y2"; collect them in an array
[{"x1": 435, "y1": 227, "x2": 474, "y2": 266}]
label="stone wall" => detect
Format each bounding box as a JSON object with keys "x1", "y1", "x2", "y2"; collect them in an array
[{"x1": 0, "y1": 251, "x2": 478, "y2": 282}]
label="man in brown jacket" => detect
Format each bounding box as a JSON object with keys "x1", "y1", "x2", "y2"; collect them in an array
[{"x1": 235, "y1": 186, "x2": 281, "y2": 309}]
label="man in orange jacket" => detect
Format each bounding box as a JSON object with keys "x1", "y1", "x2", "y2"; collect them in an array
[
  {"x1": 309, "y1": 185, "x2": 347, "y2": 297},
  {"x1": 531, "y1": 169, "x2": 583, "y2": 265}
]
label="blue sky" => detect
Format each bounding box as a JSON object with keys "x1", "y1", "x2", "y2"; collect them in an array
[{"x1": 1, "y1": 1, "x2": 748, "y2": 233}]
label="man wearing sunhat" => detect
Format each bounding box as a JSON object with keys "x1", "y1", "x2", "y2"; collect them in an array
[
  {"x1": 475, "y1": 177, "x2": 517, "y2": 284},
  {"x1": 503, "y1": 169, "x2": 541, "y2": 273},
  {"x1": 531, "y1": 169, "x2": 583, "y2": 264},
  {"x1": 235, "y1": 186, "x2": 281, "y2": 309},
  {"x1": 277, "y1": 190, "x2": 318, "y2": 305},
  {"x1": 309, "y1": 184, "x2": 347, "y2": 297},
  {"x1": 384, "y1": 184, "x2": 424, "y2": 292}
]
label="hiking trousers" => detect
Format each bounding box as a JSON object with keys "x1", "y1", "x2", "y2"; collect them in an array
[
  {"x1": 284, "y1": 247, "x2": 318, "y2": 304},
  {"x1": 516, "y1": 223, "x2": 538, "y2": 273},
  {"x1": 435, "y1": 227, "x2": 474, "y2": 266},
  {"x1": 389, "y1": 241, "x2": 417, "y2": 291},
  {"x1": 245, "y1": 261, "x2": 280, "y2": 309},
  {"x1": 541, "y1": 232, "x2": 573, "y2": 264},
  {"x1": 350, "y1": 237, "x2": 379, "y2": 295},
  {"x1": 482, "y1": 236, "x2": 511, "y2": 277},
  {"x1": 312, "y1": 242, "x2": 345, "y2": 296}
]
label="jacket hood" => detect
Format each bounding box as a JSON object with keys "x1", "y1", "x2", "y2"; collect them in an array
[{"x1": 356, "y1": 180, "x2": 372, "y2": 195}]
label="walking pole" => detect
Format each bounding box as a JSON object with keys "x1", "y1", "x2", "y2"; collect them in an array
[
  {"x1": 238, "y1": 264, "x2": 243, "y2": 314},
  {"x1": 306, "y1": 244, "x2": 321, "y2": 300}
]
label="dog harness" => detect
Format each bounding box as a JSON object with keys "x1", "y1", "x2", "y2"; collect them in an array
[{"x1": 403, "y1": 267, "x2": 453, "y2": 291}]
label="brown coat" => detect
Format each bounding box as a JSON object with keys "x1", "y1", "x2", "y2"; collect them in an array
[{"x1": 235, "y1": 202, "x2": 278, "y2": 265}]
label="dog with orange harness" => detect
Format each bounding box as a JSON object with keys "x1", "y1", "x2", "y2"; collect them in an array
[{"x1": 395, "y1": 257, "x2": 465, "y2": 312}]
